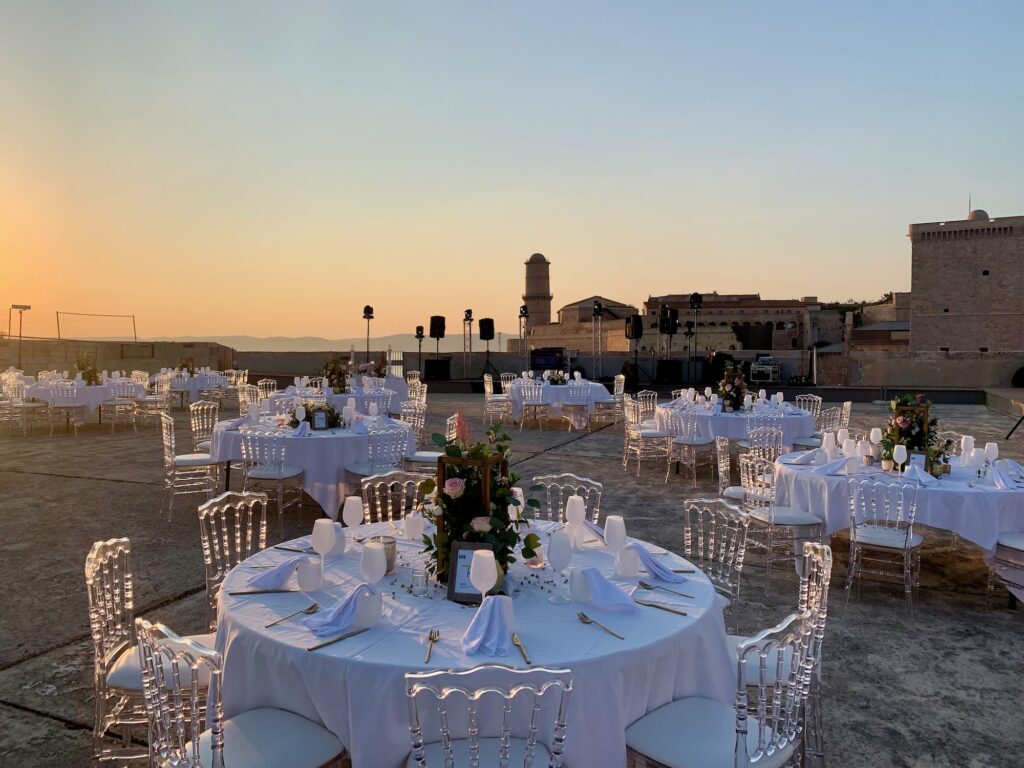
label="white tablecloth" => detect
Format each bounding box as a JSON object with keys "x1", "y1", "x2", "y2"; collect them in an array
[
  {"x1": 25, "y1": 382, "x2": 146, "y2": 415},
  {"x1": 351, "y1": 374, "x2": 409, "y2": 405},
  {"x1": 215, "y1": 520, "x2": 733, "y2": 768},
  {"x1": 209, "y1": 419, "x2": 416, "y2": 517},
  {"x1": 168, "y1": 374, "x2": 225, "y2": 403},
  {"x1": 655, "y1": 404, "x2": 815, "y2": 445},
  {"x1": 775, "y1": 452, "x2": 1024, "y2": 550},
  {"x1": 506, "y1": 380, "x2": 611, "y2": 421}
]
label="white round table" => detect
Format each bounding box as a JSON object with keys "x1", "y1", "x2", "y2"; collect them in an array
[
  {"x1": 775, "y1": 452, "x2": 1024, "y2": 550},
  {"x1": 25, "y1": 381, "x2": 146, "y2": 415},
  {"x1": 506, "y1": 380, "x2": 611, "y2": 423},
  {"x1": 215, "y1": 520, "x2": 734, "y2": 768},
  {"x1": 209, "y1": 418, "x2": 416, "y2": 518},
  {"x1": 655, "y1": 403, "x2": 815, "y2": 445},
  {"x1": 168, "y1": 374, "x2": 225, "y2": 403}
]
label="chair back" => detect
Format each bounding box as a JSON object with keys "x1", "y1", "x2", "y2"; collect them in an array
[
  {"x1": 818, "y1": 406, "x2": 841, "y2": 434},
  {"x1": 613, "y1": 374, "x2": 625, "y2": 397},
  {"x1": 623, "y1": 396, "x2": 642, "y2": 430},
  {"x1": 662, "y1": 409, "x2": 698, "y2": 439},
  {"x1": 444, "y1": 414, "x2": 459, "y2": 443},
  {"x1": 239, "y1": 384, "x2": 261, "y2": 417},
  {"x1": 735, "y1": 610, "x2": 815, "y2": 766},
  {"x1": 363, "y1": 376, "x2": 385, "y2": 392},
  {"x1": 270, "y1": 396, "x2": 293, "y2": 416},
  {"x1": 136, "y1": 619, "x2": 222, "y2": 768},
  {"x1": 483, "y1": 374, "x2": 495, "y2": 397},
  {"x1": 795, "y1": 394, "x2": 822, "y2": 423},
  {"x1": 406, "y1": 370, "x2": 421, "y2": 385},
  {"x1": 363, "y1": 389, "x2": 391, "y2": 416},
  {"x1": 635, "y1": 390, "x2": 658, "y2": 420},
  {"x1": 401, "y1": 401, "x2": 428, "y2": 445},
  {"x1": 110, "y1": 380, "x2": 137, "y2": 400},
  {"x1": 745, "y1": 426, "x2": 783, "y2": 462},
  {"x1": 160, "y1": 413, "x2": 178, "y2": 469},
  {"x1": 528, "y1": 473, "x2": 603, "y2": 523},
  {"x1": 361, "y1": 471, "x2": 432, "y2": 522},
  {"x1": 846, "y1": 478, "x2": 919, "y2": 548},
  {"x1": 51, "y1": 380, "x2": 79, "y2": 406},
  {"x1": 739, "y1": 454, "x2": 779, "y2": 521},
  {"x1": 839, "y1": 400, "x2": 852, "y2": 428},
  {"x1": 240, "y1": 428, "x2": 288, "y2": 469},
  {"x1": 715, "y1": 437, "x2": 732, "y2": 494},
  {"x1": 564, "y1": 382, "x2": 589, "y2": 406},
  {"x1": 405, "y1": 665, "x2": 573, "y2": 768},
  {"x1": 197, "y1": 492, "x2": 268, "y2": 628},
  {"x1": 85, "y1": 538, "x2": 135, "y2": 677},
  {"x1": 189, "y1": 400, "x2": 220, "y2": 449},
  {"x1": 368, "y1": 426, "x2": 408, "y2": 469},
  {"x1": 682, "y1": 498, "x2": 749, "y2": 610},
  {"x1": 799, "y1": 541, "x2": 833, "y2": 682},
  {"x1": 521, "y1": 381, "x2": 545, "y2": 406},
  {"x1": 256, "y1": 378, "x2": 277, "y2": 400},
  {"x1": 499, "y1": 372, "x2": 516, "y2": 392}
]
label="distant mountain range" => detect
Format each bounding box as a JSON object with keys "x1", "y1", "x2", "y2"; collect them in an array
[{"x1": 145, "y1": 333, "x2": 515, "y2": 353}]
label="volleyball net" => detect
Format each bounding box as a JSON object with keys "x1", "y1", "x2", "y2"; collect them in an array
[{"x1": 0, "y1": 308, "x2": 137, "y2": 341}]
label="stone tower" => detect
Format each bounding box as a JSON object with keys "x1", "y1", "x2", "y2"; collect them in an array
[
  {"x1": 523, "y1": 253, "x2": 552, "y2": 330},
  {"x1": 908, "y1": 209, "x2": 1024, "y2": 352}
]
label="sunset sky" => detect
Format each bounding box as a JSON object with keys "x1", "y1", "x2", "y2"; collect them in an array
[{"x1": 2, "y1": 1, "x2": 1022, "y2": 341}]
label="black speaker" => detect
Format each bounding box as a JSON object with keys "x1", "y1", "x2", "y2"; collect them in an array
[
  {"x1": 415, "y1": 325, "x2": 424, "y2": 340},
  {"x1": 478, "y1": 318, "x2": 495, "y2": 341},
  {"x1": 625, "y1": 315, "x2": 644, "y2": 340},
  {"x1": 429, "y1": 315, "x2": 446, "y2": 339},
  {"x1": 658, "y1": 308, "x2": 679, "y2": 335}
]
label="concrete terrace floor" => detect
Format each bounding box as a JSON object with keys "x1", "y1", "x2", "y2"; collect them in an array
[{"x1": 1, "y1": 396, "x2": 1023, "y2": 768}]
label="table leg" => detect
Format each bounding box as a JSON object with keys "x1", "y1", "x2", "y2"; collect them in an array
[{"x1": 224, "y1": 462, "x2": 232, "y2": 492}]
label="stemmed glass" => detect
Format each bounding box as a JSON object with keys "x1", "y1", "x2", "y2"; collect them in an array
[
  {"x1": 546, "y1": 530, "x2": 572, "y2": 604},
  {"x1": 604, "y1": 515, "x2": 627, "y2": 554},
  {"x1": 469, "y1": 550, "x2": 497, "y2": 604},
  {"x1": 311, "y1": 519, "x2": 336, "y2": 585},
  {"x1": 564, "y1": 495, "x2": 586, "y2": 548},
  {"x1": 870, "y1": 428, "x2": 883, "y2": 459},
  {"x1": 342, "y1": 496, "x2": 364, "y2": 548},
  {"x1": 892, "y1": 444, "x2": 908, "y2": 476},
  {"x1": 984, "y1": 442, "x2": 999, "y2": 476},
  {"x1": 970, "y1": 447, "x2": 986, "y2": 479}
]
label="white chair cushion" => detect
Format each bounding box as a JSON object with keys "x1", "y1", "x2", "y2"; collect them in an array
[
  {"x1": 722, "y1": 486, "x2": 745, "y2": 501},
  {"x1": 187, "y1": 707, "x2": 343, "y2": 768},
  {"x1": 196, "y1": 439, "x2": 212, "y2": 452},
  {"x1": 173, "y1": 453, "x2": 218, "y2": 468},
  {"x1": 792, "y1": 437, "x2": 822, "y2": 448},
  {"x1": 489, "y1": 394, "x2": 510, "y2": 402},
  {"x1": 996, "y1": 532, "x2": 1024, "y2": 552},
  {"x1": 749, "y1": 506, "x2": 822, "y2": 527},
  {"x1": 593, "y1": 393, "x2": 616, "y2": 404},
  {"x1": 855, "y1": 523, "x2": 923, "y2": 550},
  {"x1": 16, "y1": 402, "x2": 47, "y2": 409},
  {"x1": 345, "y1": 462, "x2": 396, "y2": 477},
  {"x1": 625, "y1": 696, "x2": 794, "y2": 768},
  {"x1": 107, "y1": 633, "x2": 216, "y2": 691},
  {"x1": 640, "y1": 429, "x2": 670, "y2": 438},
  {"x1": 406, "y1": 451, "x2": 443, "y2": 464},
  {"x1": 407, "y1": 737, "x2": 551, "y2": 768},
  {"x1": 247, "y1": 463, "x2": 303, "y2": 480},
  {"x1": 640, "y1": 419, "x2": 659, "y2": 430},
  {"x1": 672, "y1": 435, "x2": 715, "y2": 446}
]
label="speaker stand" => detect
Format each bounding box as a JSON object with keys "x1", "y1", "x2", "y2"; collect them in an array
[{"x1": 483, "y1": 342, "x2": 500, "y2": 377}]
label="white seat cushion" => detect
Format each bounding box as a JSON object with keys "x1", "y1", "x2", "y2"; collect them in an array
[
  {"x1": 16, "y1": 402, "x2": 47, "y2": 409},
  {"x1": 640, "y1": 429, "x2": 670, "y2": 438},
  {"x1": 996, "y1": 532, "x2": 1024, "y2": 552},
  {"x1": 489, "y1": 394, "x2": 509, "y2": 402},
  {"x1": 247, "y1": 463, "x2": 303, "y2": 480},
  {"x1": 107, "y1": 633, "x2": 216, "y2": 691},
  {"x1": 173, "y1": 453, "x2": 218, "y2": 468},
  {"x1": 792, "y1": 437, "x2": 822, "y2": 448},
  {"x1": 672, "y1": 435, "x2": 715, "y2": 446},
  {"x1": 196, "y1": 439, "x2": 212, "y2": 452},
  {"x1": 749, "y1": 506, "x2": 822, "y2": 527},
  {"x1": 640, "y1": 419, "x2": 659, "y2": 430},
  {"x1": 186, "y1": 707, "x2": 343, "y2": 768},
  {"x1": 593, "y1": 394, "x2": 616, "y2": 404},
  {"x1": 855, "y1": 523, "x2": 923, "y2": 550},
  {"x1": 722, "y1": 486, "x2": 745, "y2": 501},
  {"x1": 625, "y1": 696, "x2": 794, "y2": 768},
  {"x1": 406, "y1": 450, "x2": 443, "y2": 463},
  {"x1": 407, "y1": 737, "x2": 551, "y2": 768},
  {"x1": 345, "y1": 462, "x2": 396, "y2": 477}
]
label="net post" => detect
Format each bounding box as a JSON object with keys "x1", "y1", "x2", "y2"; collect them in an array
[{"x1": 56, "y1": 311, "x2": 61, "y2": 340}]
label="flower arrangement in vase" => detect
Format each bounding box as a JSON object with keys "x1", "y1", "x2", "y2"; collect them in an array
[
  {"x1": 76, "y1": 354, "x2": 100, "y2": 386},
  {"x1": 717, "y1": 362, "x2": 747, "y2": 412},
  {"x1": 176, "y1": 356, "x2": 196, "y2": 376},
  {"x1": 879, "y1": 393, "x2": 939, "y2": 470},
  {"x1": 545, "y1": 369, "x2": 568, "y2": 385},
  {"x1": 358, "y1": 360, "x2": 386, "y2": 379},
  {"x1": 322, "y1": 355, "x2": 350, "y2": 394},
  {"x1": 419, "y1": 423, "x2": 540, "y2": 585},
  {"x1": 288, "y1": 401, "x2": 342, "y2": 429}
]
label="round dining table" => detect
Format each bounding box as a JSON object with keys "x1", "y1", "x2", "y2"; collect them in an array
[
  {"x1": 214, "y1": 519, "x2": 734, "y2": 768},
  {"x1": 209, "y1": 417, "x2": 416, "y2": 518},
  {"x1": 25, "y1": 380, "x2": 146, "y2": 416},
  {"x1": 506, "y1": 379, "x2": 611, "y2": 424},
  {"x1": 167, "y1": 373, "x2": 225, "y2": 403},
  {"x1": 775, "y1": 452, "x2": 1024, "y2": 550},
  {"x1": 655, "y1": 402, "x2": 816, "y2": 445}
]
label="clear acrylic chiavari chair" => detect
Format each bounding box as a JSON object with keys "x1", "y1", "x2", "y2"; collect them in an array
[
  {"x1": 499, "y1": 372, "x2": 517, "y2": 393},
  {"x1": 794, "y1": 394, "x2": 822, "y2": 423},
  {"x1": 48, "y1": 379, "x2": 87, "y2": 436},
  {"x1": 483, "y1": 373, "x2": 512, "y2": 426},
  {"x1": 239, "y1": 384, "x2": 262, "y2": 417},
  {"x1": 681, "y1": 498, "x2": 750, "y2": 633},
  {"x1": 839, "y1": 400, "x2": 852, "y2": 428},
  {"x1": 663, "y1": 409, "x2": 715, "y2": 485},
  {"x1": 360, "y1": 470, "x2": 432, "y2": 523},
  {"x1": 6, "y1": 379, "x2": 48, "y2": 434},
  {"x1": 136, "y1": 618, "x2": 345, "y2": 768},
  {"x1": 404, "y1": 413, "x2": 456, "y2": 470},
  {"x1": 239, "y1": 428, "x2": 304, "y2": 533},
  {"x1": 137, "y1": 373, "x2": 172, "y2": 425},
  {"x1": 405, "y1": 665, "x2": 573, "y2": 768},
  {"x1": 405, "y1": 370, "x2": 421, "y2": 385},
  {"x1": 716, "y1": 436, "x2": 745, "y2": 501},
  {"x1": 561, "y1": 381, "x2": 591, "y2": 432},
  {"x1": 160, "y1": 413, "x2": 218, "y2": 520},
  {"x1": 256, "y1": 378, "x2": 278, "y2": 401},
  {"x1": 345, "y1": 426, "x2": 409, "y2": 480},
  {"x1": 362, "y1": 389, "x2": 390, "y2": 417},
  {"x1": 622, "y1": 397, "x2": 671, "y2": 476},
  {"x1": 741, "y1": 426, "x2": 784, "y2": 463},
  {"x1": 518, "y1": 380, "x2": 548, "y2": 430},
  {"x1": 593, "y1": 374, "x2": 625, "y2": 425},
  {"x1": 197, "y1": 491, "x2": 268, "y2": 630},
  {"x1": 635, "y1": 390, "x2": 658, "y2": 426},
  {"x1": 100, "y1": 379, "x2": 139, "y2": 434},
  {"x1": 528, "y1": 473, "x2": 603, "y2": 523},
  {"x1": 189, "y1": 399, "x2": 219, "y2": 452}
]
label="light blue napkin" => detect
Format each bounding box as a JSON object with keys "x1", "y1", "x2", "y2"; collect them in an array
[
  {"x1": 303, "y1": 583, "x2": 377, "y2": 637},
  {"x1": 902, "y1": 464, "x2": 936, "y2": 485},
  {"x1": 578, "y1": 567, "x2": 636, "y2": 612},
  {"x1": 990, "y1": 464, "x2": 1015, "y2": 490},
  {"x1": 625, "y1": 543, "x2": 686, "y2": 583},
  {"x1": 292, "y1": 421, "x2": 311, "y2": 437},
  {"x1": 812, "y1": 457, "x2": 854, "y2": 475},
  {"x1": 353, "y1": 420, "x2": 368, "y2": 435},
  {"x1": 246, "y1": 556, "x2": 304, "y2": 589},
  {"x1": 461, "y1": 595, "x2": 513, "y2": 656},
  {"x1": 998, "y1": 459, "x2": 1024, "y2": 480},
  {"x1": 225, "y1": 417, "x2": 247, "y2": 431}
]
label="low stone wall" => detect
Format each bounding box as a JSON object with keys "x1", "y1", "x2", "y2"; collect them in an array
[
  {"x1": 0, "y1": 338, "x2": 234, "y2": 375},
  {"x1": 818, "y1": 350, "x2": 1024, "y2": 388}
]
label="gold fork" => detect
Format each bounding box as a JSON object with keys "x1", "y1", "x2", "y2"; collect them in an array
[
  {"x1": 265, "y1": 602, "x2": 320, "y2": 628},
  {"x1": 577, "y1": 611, "x2": 624, "y2": 639},
  {"x1": 424, "y1": 628, "x2": 440, "y2": 663},
  {"x1": 637, "y1": 580, "x2": 694, "y2": 599},
  {"x1": 512, "y1": 633, "x2": 532, "y2": 665}
]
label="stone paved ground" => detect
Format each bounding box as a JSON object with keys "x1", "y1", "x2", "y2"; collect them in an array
[{"x1": 1, "y1": 395, "x2": 1022, "y2": 768}]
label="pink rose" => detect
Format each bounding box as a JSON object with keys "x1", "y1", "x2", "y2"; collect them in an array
[
  {"x1": 470, "y1": 516, "x2": 491, "y2": 533},
  {"x1": 725, "y1": 384, "x2": 733, "y2": 392},
  {"x1": 897, "y1": 417, "x2": 910, "y2": 429},
  {"x1": 443, "y1": 478, "x2": 465, "y2": 499}
]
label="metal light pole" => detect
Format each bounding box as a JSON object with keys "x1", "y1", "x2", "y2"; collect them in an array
[
  {"x1": 463, "y1": 309, "x2": 473, "y2": 380},
  {"x1": 518, "y1": 304, "x2": 529, "y2": 367},
  {"x1": 11, "y1": 304, "x2": 30, "y2": 369},
  {"x1": 362, "y1": 305, "x2": 374, "y2": 363},
  {"x1": 415, "y1": 325, "x2": 424, "y2": 373},
  {"x1": 592, "y1": 300, "x2": 604, "y2": 379}
]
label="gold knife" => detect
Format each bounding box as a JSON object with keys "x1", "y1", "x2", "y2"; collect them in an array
[
  {"x1": 307, "y1": 626, "x2": 371, "y2": 651},
  {"x1": 512, "y1": 633, "x2": 531, "y2": 664},
  {"x1": 227, "y1": 589, "x2": 300, "y2": 596},
  {"x1": 634, "y1": 599, "x2": 688, "y2": 616}
]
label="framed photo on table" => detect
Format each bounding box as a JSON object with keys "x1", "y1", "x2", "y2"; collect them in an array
[
  {"x1": 447, "y1": 542, "x2": 490, "y2": 604},
  {"x1": 311, "y1": 410, "x2": 328, "y2": 431}
]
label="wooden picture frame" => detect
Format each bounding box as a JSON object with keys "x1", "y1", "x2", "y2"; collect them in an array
[
  {"x1": 435, "y1": 454, "x2": 509, "y2": 514},
  {"x1": 446, "y1": 541, "x2": 490, "y2": 604},
  {"x1": 311, "y1": 410, "x2": 328, "y2": 431}
]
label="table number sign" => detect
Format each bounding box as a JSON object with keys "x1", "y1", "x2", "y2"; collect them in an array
[
  {"x1": 447, "y1": 542, "x2": 490, "y2": 604},
  {"x1": 311, "y1": 410, "x2": 328, "y2": 430}
]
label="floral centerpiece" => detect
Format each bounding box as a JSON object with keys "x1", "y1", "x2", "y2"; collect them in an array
[
  {"x1": 879, "y1": 393, "x2": 939, "y2": 469},
  {"x1": 288, "y1": 402, "x2": 342, "y2": 428},
  {"x1": 177, "y1": 357, "x2": 196, "y2": 376},
  {"x1": 358, "y1": 360, "x2": 386, "y2": 379},
  {"x1": 76, "y1": 354, "x2": 100, "y2": 386},
  {"x1": 717, "y1": 361, "x2": 747, "y2": 411},
  {"x1": 544, "y1": 369, "x2": 568, "y2": 385},
  {"x1": 418, "y1": 423, "x2": 540, "y2": 585},
  {"x1": 322, "y1": 355, "x2": 350, "y2": 394}
]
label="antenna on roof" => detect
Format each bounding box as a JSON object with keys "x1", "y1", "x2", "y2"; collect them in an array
[{"x1": 968, "y1": 193, "x2": 971, "y2": 215}]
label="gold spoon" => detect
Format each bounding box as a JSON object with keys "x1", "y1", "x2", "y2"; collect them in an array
[
  {"x1": 637, "y1": 580, "x2": 694, "y2": 599},
  {"x1": 577, "y1": 611, "x2": 624, "y2": 639}
]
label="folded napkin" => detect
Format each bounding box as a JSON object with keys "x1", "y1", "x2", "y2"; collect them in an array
[
  {"x1": 997, "y1": 459, "x2": 1024, "y2": 480},
  {"x1": 352, "y1": 420, "x2": 368, "y2": 435},
  {"x1": 624, "y1": 543, "x2": 686, "y2": 583},
  {"x1": 902, "y1": 464, "x2": 936, "y2": 485},
  {"x1": 789, "y1": 448, "x2": 823, "y2": 466},
  {"x1": 292, "y1": 421, "x2": 311, "y2": 437},
  {"x1": 376, "y1": 415, "x2": 393, "y2": 426},
  {"x1": 303, "y1": 583, "x2": 377, "y2": 637},
  {"x1": 991, "y1": 464, "x2": 1015, "y2": 490},
  {"x1": 246, "y1": 556, "x2": 305, "y2": 589},
  {"x1": 571, "y1": 567, "x2": 636, "y2": 612},
  {"x1": 461, "y1": 595, "x2": 513, "y2": 656},
  {"x1": 812, "y1": 457, "x2": 854, "y2": 476},
  {"x1": 225, "y1": 416, "x2": 247, "y2": 431}
]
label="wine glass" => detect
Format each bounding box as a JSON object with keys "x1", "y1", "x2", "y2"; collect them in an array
[
  {"x1": 311, "y1": 519, "x2": 336, "y2": 584},
  {"x1": 564, "y1": 495, "x2": 586, "y2": 547},
  {"x1": 360, "y1": 542, "x2": 387, "y2": 584},
  {"x1": 836, "y1": 428, "x2": 850, "y2": 447},
  {"x1": 295, "y1": 405, "x2": 306, "y2": 423},
  {"x1": 892, "y1": 444, "x2": 908, "y2": 475},
  {"x1": 961, "y1": 435, "x2": 975, "y2": 457},
  {"x1": 984, "y1": 442, "x2": 999, "y2": 468},
  {"x1": 469, "y1": 550, "x2": 497, "y2": 603},
  {"x1": 604, "y1": 515, "x2": 627, "y2": 553},
  {"x1": 842, "y1": 438, "x2": 857, "y2": 457},
  {"x1": 342, "y1": 496, "x2": 364, "y2": 547},
  {"x1": 546, "y1": 530, "x2": 572, "y2": 604},
  {"x1": 870, "y1": 428, "x2": 883, "y2": 445},
  {"x1": 970, "y1": 447, "x2": 986, "y2": 479}
]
